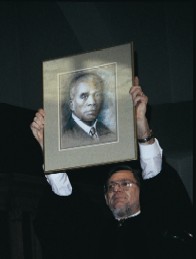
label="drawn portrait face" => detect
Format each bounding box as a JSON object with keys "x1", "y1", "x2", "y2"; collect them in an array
[
  {"x1": 69, "y1": 73, "x2": 104, "y2": 124},
  {"x1": 59, "y1": 66, "x2": 117, "y2": 150}
]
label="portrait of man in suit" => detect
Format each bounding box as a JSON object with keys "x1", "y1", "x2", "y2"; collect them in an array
[{"x1": 59, "y1": 68, "x2": 117, "y2": 149}]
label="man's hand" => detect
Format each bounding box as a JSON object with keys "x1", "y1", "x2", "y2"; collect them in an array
[
  {"x1": 130, "y1": 77, "x2": 153, "y2": 142},
  {"x1": 30, "y1": 108, "x2": 45, "y2": 150}
]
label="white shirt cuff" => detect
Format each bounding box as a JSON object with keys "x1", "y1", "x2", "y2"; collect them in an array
[
  {"x1": 45, "y1": 172, "x2": 72, "y2": 196},
  {"x1": 139, "y1": 138, "x2": 163, "y2": 180}
]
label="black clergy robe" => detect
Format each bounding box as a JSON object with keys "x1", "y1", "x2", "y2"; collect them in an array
[{"x1": 34, "y1": 161, "x2": 193, "y2": 259}]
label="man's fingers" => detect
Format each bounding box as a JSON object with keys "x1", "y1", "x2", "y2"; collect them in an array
[{"x1": 134, "y1": 76, "x2": 139, "y2": 86}]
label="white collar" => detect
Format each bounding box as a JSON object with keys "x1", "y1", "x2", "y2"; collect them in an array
[
  {"x1": 72, "y1": 113, "x2": 97, "y2": 134},
  {"x1": 116, "y1": 210, "x2": 141, "y2": 221}
]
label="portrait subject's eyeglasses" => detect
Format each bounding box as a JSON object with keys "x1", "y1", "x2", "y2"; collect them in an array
[{"x1": 106, "y1": 180, "x2": 138, "y2": 193}]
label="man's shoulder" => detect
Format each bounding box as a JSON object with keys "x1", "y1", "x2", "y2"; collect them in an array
[
  {"x1": 96, "y1": 121, "x2": 115, "y2": 136},
  {"x1": 63, "y1": 117, "x2": 87, "y2": 135},
  {"x1": 64, "y1": 116, "x2": 76, "y2": 130}
]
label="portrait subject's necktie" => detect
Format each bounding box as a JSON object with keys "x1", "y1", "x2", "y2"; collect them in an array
[{"x1": 89, "y1": 127, "x2": 98, "y2": 140}]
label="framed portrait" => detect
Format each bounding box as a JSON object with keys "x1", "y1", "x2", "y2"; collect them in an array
[{"x1": 43, "y1": 42, "x2": 137, "y2": 172}]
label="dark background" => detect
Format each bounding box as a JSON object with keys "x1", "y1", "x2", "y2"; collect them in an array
[
  {"x1": 0, "y1": 2, "x2": 193, "y2": 258},
  {"x1": 0, "y1": 1, "x2": 193, "y2": 109}
]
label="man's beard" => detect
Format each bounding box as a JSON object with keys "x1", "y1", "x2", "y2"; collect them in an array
[{"x1": 110, "y1": 203, "x2": 133, "y2": 220}]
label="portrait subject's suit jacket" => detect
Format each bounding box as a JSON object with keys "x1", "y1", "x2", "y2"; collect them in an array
[{"x1": 61, "y1": 115, "x2": 117, "y2": 148}]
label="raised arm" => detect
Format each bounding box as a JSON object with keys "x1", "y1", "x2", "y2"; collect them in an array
[
  {"x1": 130, "y1": 76, "x2": 154, "y2": 143},
  {"x1": 130, "y1": 76, "x2": 162, "y2": 179},
  {"x1": 30, "y1": 108, "x2": 72, "y2": 196}
]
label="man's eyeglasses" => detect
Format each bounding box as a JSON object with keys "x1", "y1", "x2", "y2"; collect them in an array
[{"x1": 106, "y1": 180, "x2": 138, "y2": 193}]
